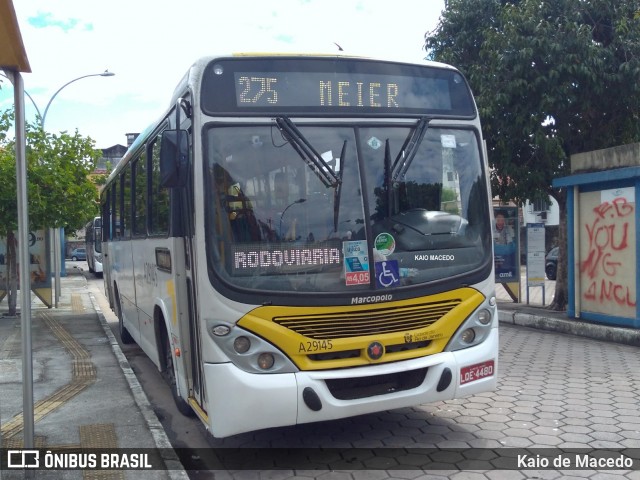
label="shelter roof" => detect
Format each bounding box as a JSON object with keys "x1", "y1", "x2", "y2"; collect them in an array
[{"x1": 0, "y1": 0, "x2": 31, "y2": 72}]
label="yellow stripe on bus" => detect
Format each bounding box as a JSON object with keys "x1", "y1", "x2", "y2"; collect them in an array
[
  {"x1": 166, "y1": 280, "x2": 177, "y2": 326},
  {"x1": 239, "y1": 287, "x2": 485, "y2": 371}
]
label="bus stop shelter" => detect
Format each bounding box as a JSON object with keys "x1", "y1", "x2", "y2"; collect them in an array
[
  {"x1": 553, "y1": 143, "x2": 640, "y2": 329},
  {"x1": 0, "y1": 0, "x2": 36, "y2": 448}
]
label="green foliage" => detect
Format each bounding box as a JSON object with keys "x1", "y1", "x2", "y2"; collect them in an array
[
  {"x1": 0, "y1": 108, "x2": 101, "y2": 237},
  {"x1": 91, "y1": 172, "x2": 110, "y2": 187},
  {"x1": 425, "y1": 0, "x2": 640, "y2": 204},
  {"x1": 0, "y1": 113, "x2": 19, "y2": 237},
  {"x1": 426, "y1": 0, "x2": 640, "y2": 310}
]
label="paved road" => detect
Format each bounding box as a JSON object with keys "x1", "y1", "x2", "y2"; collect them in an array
[{"x1": 84, "y1": 270, "x2": 640, "y2": 479}]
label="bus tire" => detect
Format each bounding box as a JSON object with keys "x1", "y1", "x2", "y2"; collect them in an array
[
  {"x1": 161, "y1": 326, "x2": 194, "y2": 417},
  {"x1": 114, "y1": 286, "x2": 135, "y2": 345}
]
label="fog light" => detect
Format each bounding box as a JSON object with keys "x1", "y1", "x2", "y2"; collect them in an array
[
  {"x1": 234, "y1": 336, "x2": 251, "y2": 353},
  {"x1": 460, "y1": 328, "x2": 476, "y2": 344},
  {"x1": 478, "y1": 309, "x2": 492, "y2": 325},
  {"x1": 212, "y1": 325, "x2": 230, "y2": 336},
  {"x1": 257, "y1": 353, "x2": 275, "y2": 370}
]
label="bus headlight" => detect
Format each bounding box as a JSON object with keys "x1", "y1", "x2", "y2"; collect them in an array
[
  {"x1": 257, "y1": 353, "x2": 275, "y2": 370},
  {"x1": 206, "y1": 321, "x2": 298, "y2": 374},
  {"x1": 478, "y1": 309, "x2": 492, "y2": 325},
  {"x1": 234, "y1": 336, "x2": 251, "y2": 354},
  {"x1": 445, "y1": 300, "x2": 496, "y2": 352},
  {"x1": 460, "y1": 328, "x2": 476, "y2": 344}
]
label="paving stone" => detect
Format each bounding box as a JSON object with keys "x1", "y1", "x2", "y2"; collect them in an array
[
  {"x1": 560, "y1": 432, "x2": 595, "y2": 443},
  {"x1": 588, "y1": 431, "x2": 624, "y2": 442},
  {"x1": 529, "y1": 434, "x2": 564, "y2": 446}
]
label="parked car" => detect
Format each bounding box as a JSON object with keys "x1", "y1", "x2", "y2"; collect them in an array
[
  {"x1": 70, "y1": 247, "x2": 86, "y2": 261},
  {"x1": 545, "y1": 246, "x2": 559, "y2": 280}
]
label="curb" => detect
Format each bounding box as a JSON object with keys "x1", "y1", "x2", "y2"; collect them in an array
[
  {"x1": 89, "y1": 291, "x2": 190, "y2": 479},
  {"x1": 498, "y1": 307, "x2": 640, "y2": 347}
]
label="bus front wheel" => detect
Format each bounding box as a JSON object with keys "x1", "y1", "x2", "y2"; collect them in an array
[
  {"x1": 114, "y1": 287, "x2": 135, "y2": 344},
  {"x1": 161, "y1": 327, "x2": 194, "y2": 417}
]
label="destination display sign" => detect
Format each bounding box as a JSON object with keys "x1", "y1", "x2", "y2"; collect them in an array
[
  {"x1": 233, "y1": 72, "x2": 451, "y2": 110},
  {"x1": 231, "y1": 241, "x2": 342, "y2": 276},
  {"x1": 201, "y1": 57, "x2": 476, "y2": 117}
]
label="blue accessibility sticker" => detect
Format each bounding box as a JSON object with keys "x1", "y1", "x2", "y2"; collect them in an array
[{"x1": 375, "y1": 260, "x2": 400, "y2": 288}]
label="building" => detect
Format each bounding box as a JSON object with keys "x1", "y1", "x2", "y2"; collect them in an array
[
  {"x1": 95, "y1": 144, "x2": 127, "y2": 174},
  {"x1": 94, "y1": 132, "x2": 139, "y2": 174}
]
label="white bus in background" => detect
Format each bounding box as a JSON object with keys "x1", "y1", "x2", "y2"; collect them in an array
[
  {"x1": 84, "y1": 216, "x2": 103, "y2": 276},
  {"x1": 100, "y1": 53, "x2": 498, "y2": 438}
]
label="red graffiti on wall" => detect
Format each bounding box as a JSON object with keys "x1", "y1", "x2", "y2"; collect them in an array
[{"x1": 581, "y1": 197, "x2": 636, "y2": 308}]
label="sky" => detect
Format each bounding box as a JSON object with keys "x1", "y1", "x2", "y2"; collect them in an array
[{"x1": 1, "y1": 0, "x2": 445, "y2": 149}]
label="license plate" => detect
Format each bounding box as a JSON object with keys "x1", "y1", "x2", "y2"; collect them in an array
[{"x1": 460, "y1": 360, "x2": 495, "y2": 385}]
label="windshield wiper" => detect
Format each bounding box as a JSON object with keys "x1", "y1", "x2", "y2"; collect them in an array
[
  {"x1": 333, "y1": 140, "x2": 347, "y2": 232},
  {"x1": 275, "y1": 117, "x2": 341, "y2": 188},
  {"x1": 391, "y1": 116, "x2": 431, "y2": 182},
  {"x1": 384, "y1": 139, "x2": 393, "y2": 218}
]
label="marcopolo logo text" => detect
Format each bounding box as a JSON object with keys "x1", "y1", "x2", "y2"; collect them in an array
[{"x1": 351, "y1": 294, "x2": 392, "y2": 304}]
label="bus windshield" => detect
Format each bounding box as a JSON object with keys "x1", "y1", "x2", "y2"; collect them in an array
[{"x1": 204, "y1": 121, "x2": 490, "y2": 294}]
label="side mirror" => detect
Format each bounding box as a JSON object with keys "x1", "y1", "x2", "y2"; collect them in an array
[{"x1": 160, "y1": 129, "x2": 189, "y2": 188}]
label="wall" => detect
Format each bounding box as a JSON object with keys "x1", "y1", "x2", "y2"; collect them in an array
[
  {"x1": 578, "y1": 188, "x2": 636, "y2": 319},
  {"x1": 571, "y1": 143, "x2": 640, "y2": 173}
]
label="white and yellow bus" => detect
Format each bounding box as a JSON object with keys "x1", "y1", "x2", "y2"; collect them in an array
[
  {"x1": 84, "y1": 216, "x2": 103, "y2": 275},
  {"x1": 100, "y1": 54, "x2": 498, "y2": 438}
]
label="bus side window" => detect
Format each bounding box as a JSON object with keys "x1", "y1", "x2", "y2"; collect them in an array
[
  {"x1": 150, "y1": 135, "x2": 170, "y2": 236},
  {"x1": 122, "y1": 165, "x2": 132, "y2": 239},
  {"x1": 113, "y1": 178, "x2": 121, "y2": 240}
]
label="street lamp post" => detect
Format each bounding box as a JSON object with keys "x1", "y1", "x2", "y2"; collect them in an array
[
  {"x1": 1, "y1": 69, "x2": 114, "y2": 128},
  {"x1": 41, "y1": 70, "x2": 115, "y2": 129},
  {"x1": 2, "y1": 69, "x2": 34, "y2": 449},
  {"x1": 37, "y1": 71, "x2": 115, "y2": 307}
]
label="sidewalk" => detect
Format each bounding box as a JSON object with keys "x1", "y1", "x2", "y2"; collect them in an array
[{"x1": 0, "y1": 266, "x2": 188, "y2": 479}]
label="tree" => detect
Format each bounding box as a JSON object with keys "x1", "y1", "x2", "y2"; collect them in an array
[
  {"x1": 425, "y1": 0, "x2": 640, "y2": 309},
  {"x1": 0, "y1": 108, "x2": 101, "y2": 315}
]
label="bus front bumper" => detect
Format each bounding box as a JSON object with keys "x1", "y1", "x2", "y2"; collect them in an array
[{"x1": 203, "y1": 327, "x2": 498, "y2": 438}]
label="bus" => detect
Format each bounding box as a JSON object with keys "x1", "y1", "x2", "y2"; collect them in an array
[
  {"x1": 84, "y1": 216, "x2": 103, "y2": 275},
  {"x1": 100, "y1": 54, "x2": 498, "y2": 438}
]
